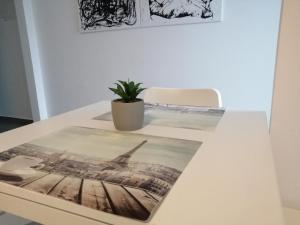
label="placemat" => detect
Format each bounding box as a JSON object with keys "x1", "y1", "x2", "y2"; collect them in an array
[
  {"x1": 95, "y1": 103, "x2": 225, "y2": 131},
  {"x1": 0, "y1": 126, "x2": 201, "y2": 221}
]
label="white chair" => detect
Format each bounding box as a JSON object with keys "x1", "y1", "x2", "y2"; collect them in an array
[{"x1": 144, "y1": 87, "x2": 222, "y2": 107}]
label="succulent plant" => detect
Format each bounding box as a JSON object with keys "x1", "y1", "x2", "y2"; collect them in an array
[{"x1": 109, "y1": 79, "x2": 146, "y2": 103}]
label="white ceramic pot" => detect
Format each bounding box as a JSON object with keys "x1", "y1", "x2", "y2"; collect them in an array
[{"x1": 111, "y1": 99, "x2": 144, "y2": 131}]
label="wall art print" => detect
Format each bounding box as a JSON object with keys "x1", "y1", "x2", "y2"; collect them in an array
[
  {"x1": 78, "y1": 0, "x2": 223, "y2": 32},
  {"x1": 78, "y1": 0, "x2": 139, "y2": 31}
]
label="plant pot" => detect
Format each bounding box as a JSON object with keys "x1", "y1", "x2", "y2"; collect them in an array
[{"x1": 111, "y1": 99, "x2": 144, "y2": 131}]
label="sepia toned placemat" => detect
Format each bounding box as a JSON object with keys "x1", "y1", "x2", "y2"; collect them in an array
[
  {"x1": 94, "y1": 103, "x2": 225, "y2": 131},
  {"x1": 0, "y1": 126, "x2": 201, "y2": 222}
]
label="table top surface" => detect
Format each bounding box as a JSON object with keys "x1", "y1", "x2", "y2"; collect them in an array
[{"x1": 0, "y1": 101, "x2": 284, "y2": 225}]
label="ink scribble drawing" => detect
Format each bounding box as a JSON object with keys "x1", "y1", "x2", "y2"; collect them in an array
[
  {"x1": 79, "y1": 0, "x2": 138, "y2": 31},
  {"x1": 149, "y1": 0, "x2": 214, "y2": 20}
]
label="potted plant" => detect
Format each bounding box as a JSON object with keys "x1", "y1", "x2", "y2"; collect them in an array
[{"x1": 109, "y1": 80, "x2": 146, "y2": 131}]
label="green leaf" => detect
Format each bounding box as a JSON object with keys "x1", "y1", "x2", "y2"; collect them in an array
[
  {"x1": 136, "y1": 88, "x2": 146, "y2": 95},
  {"x1": 109, "y1": 87, "x2": 119, "y2": 95},
  {"x1": 116, "y1": 84, "x2": 127, "y2": 98},
  {"x1": 118, "y1": 80, "x2": 129, "y2": 91}
]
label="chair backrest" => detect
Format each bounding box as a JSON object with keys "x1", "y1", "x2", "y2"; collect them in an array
[{"x1": 144, "y1": 87, "x2": 222, "y2": 107}]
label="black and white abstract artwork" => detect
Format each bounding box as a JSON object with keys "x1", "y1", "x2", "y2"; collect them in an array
[
  {"x1": 141, "y1": 0, "x2": 222, "y2": 26},
  {"x1": 78, "y1": 0, "x2": 139, "y2": 31},
  {"x1": 78, "y1": 0, "x2": 222, "y2": 32},
  {"x1": 149, "y1": 0, "x2": 214, "y2": 19}
]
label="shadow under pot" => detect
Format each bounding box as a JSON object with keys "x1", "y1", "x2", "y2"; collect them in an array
[{"x1": 111, "y1": 99, "x2": 144, "y2": 131}]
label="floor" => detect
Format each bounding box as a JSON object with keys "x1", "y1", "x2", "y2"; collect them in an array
[
  {"x1": 0, "y1": 117, "x2": 33, "y2": 133},
  {"x1": 0, "y1": 117, "x2": 40, "y2": 225},
  {"x1": 0, "y1": 211, "x2": 39, "y2": 225}
]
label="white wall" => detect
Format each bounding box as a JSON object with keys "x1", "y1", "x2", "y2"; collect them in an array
[
  {"x1": 0, "y1": 0, "x2": 32, "y2": 119},
  {"x1": 271, "y1": 0, "x2": 300, "y2": 211},
  {"x1": 27, "y1": 0, "x2": 282, "y2": 117},
  {"x1": 9, "y1": 0, "x2": 300, "y2": 218}
]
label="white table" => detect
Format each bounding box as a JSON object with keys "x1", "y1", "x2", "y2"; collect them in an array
[{"x1": 0, "y1": 101, "x2": 284, "y2": 225}]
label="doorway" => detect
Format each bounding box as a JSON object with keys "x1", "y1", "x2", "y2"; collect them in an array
[{"x1": 0, "y1": 0, "x2": 33, "y2": 132}]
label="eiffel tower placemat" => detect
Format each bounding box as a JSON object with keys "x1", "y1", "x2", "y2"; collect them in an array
[
  {"x1": 94, "y1": 103, "x2": 225, "y2": 131},
  {"x1": 0, "y1": 126, "x2": 201, "y2": 222}
]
